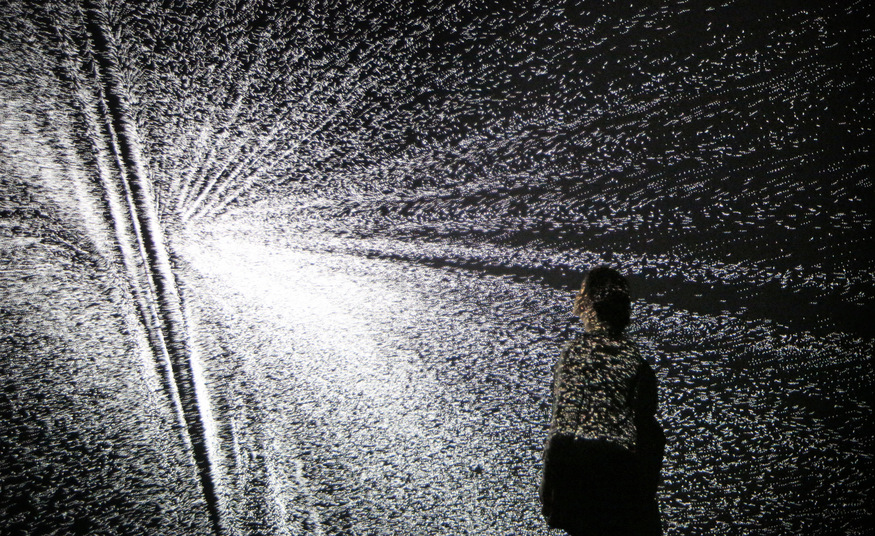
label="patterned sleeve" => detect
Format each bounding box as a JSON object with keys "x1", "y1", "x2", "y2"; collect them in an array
[
  {"x1": 549, "y1": 343, "x2": 570, "y2": 427},
  {"x1": 541, "y1": 343, "x2": 571, "y2": 518},
  {"x1": 634, "y1": 359, "x2": 659, "y2": 420},
  {"x1": 633, "y1": 358, "x2": 665, "y2": 495}
]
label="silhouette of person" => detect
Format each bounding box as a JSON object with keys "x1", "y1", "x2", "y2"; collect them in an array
[{"x1": 540, "y1": 266, "x2": 664, "y2": 535}]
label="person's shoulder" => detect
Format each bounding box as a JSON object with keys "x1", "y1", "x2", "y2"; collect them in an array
[
  {"x1": 621, "y1": 336, "x2": 649, "y2": 365},
  {"x1": 587, "y1": 333, "x2": 646, "y2": 364},
  {"x1": 564, "y1": 332, "x2": 596, "y2": 353},
  {"x1": 620, "y1": 337, "x2": 656, "y2": 375}
]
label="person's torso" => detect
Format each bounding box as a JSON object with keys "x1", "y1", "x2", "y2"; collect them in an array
[{"x1": 550, "y1": 334, "x2": 643, "y2": 450}]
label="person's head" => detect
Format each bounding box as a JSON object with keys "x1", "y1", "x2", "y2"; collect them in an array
[{"x1": 573, "y1": 266, "x2": 631, "y2": 335}]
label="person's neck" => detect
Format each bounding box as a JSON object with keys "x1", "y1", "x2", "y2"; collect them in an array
[{"x1": 582, "y1": 314, "x2": 618, "y2": 336}]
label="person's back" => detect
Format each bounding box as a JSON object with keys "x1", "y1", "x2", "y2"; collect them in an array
[{"x1": 540, "y1": 267, "x2": 664, "y2": 536}]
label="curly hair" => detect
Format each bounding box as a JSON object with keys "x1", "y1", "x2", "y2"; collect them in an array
[{"x1": 573, "y1": 266, "x2": 631, "y2": 334}]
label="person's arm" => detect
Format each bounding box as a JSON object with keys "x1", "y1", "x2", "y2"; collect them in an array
[
  {"x1": 635, "y1": 360, "x2": 658, "y2": 419},
  {"x1": 539, "y1": 439, "x2": 555, "y2": 517},
  {"x1": 541, "y1": 343, "x2": 571, "y2": 517},
  {"x1": 548, "y1": 345, "x2": 569, "y2": 425},
  {"x1": 634, "y1": 360, "x2": 665, "y2": 495}
]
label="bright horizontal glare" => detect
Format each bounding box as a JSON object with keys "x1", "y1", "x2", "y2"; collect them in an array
[{"x1": 180, "y1": 233, "x2": 430, "y2": 410}]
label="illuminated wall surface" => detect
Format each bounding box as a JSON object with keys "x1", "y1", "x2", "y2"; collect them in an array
[{"x1": 0, "y1": 1, "x2": 871, "y2": 534}]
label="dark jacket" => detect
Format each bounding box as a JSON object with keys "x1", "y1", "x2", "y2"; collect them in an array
[{"x1": 541, "y1": 331, "x2": 664, "y2": 535}]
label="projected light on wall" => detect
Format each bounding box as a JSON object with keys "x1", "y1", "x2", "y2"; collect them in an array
[{"x1": 0, "y1": 1, "x2": 871, "y2": 535}]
